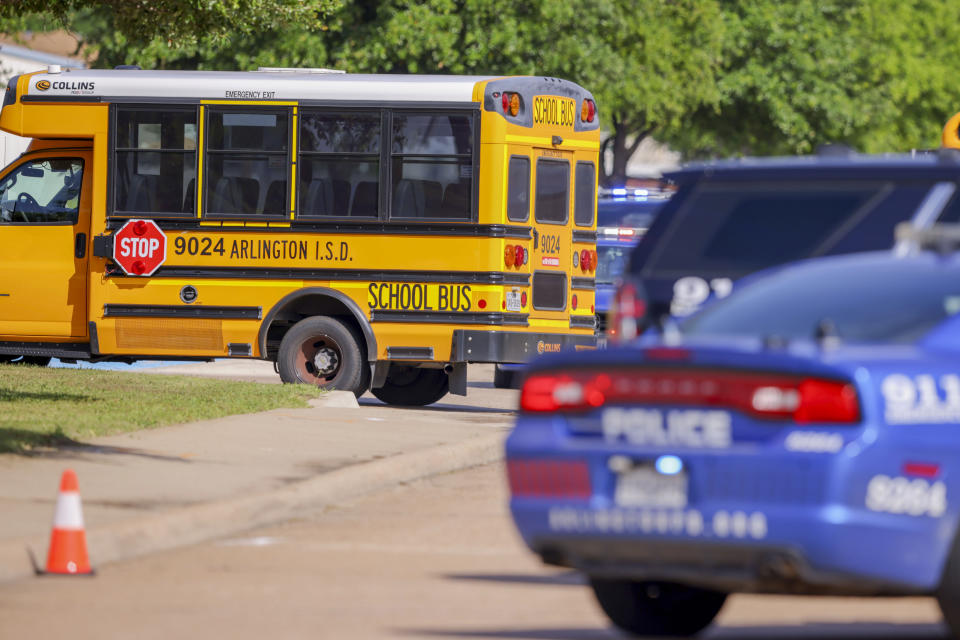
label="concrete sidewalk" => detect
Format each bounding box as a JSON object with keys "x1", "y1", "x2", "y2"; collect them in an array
[{"x1": 0, "y1": 362, "x2": 515, "y2": 582}]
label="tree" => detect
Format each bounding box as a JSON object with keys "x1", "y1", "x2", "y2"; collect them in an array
[
  {"x1": 673, "y1": 1, "x2": 960, "y2": 157},
  {"x1": 8, "y1": 1, "x2": 960, "y2": 179},
  {"x1": 0, "y1": 0, "x2": 340, "y2": 49}
]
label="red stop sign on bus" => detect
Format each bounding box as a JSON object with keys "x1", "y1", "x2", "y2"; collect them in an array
[{"x1": 112, "y1": 219, "x2": 167, "y2": 276}]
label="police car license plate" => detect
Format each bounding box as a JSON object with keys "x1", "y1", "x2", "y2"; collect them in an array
[
  {"x1": 505, "y1": 290, "x2": 522, "y2": 312},
  {"x1": 614, "y1": 467, "x2": 688, "y2": 508}
]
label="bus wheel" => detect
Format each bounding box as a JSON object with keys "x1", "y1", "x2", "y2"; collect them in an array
[
  {"x1": 493, "y1": 364, "x2": 516, "y2": 389},
  {"x1": 276, "y1": 316, "x2": 367, "y2": 397},
  {"x1": 589, "y1": 579, "x2": 726, "y2": 637},
  {"x1": 937, "y1": 524, "x2": 960, "y2": 636},
  {"x1": 371, "y1": 366, "x2": 448, "y2": 406}
]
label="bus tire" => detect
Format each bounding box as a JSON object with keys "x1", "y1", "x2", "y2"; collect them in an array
[
  {"x1": 493, "y1": 364, "x2": 516, "y2": 389},
  {"x1": 589, "y1": 578, "x2": 726, "y2": 637},
  {"x1": 371, "y1": 366, "x2": 449, "y2": 406},
  {"x1": 937, "y1": 524, "x2": 960, "y2": 636},
  {"x1": 276, "y1": 316, "x2": 368, "y2": 397}
]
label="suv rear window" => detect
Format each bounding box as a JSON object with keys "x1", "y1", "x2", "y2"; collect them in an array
[{"x1": 646, "y1": 183, "x2": 882, "y2": 277}]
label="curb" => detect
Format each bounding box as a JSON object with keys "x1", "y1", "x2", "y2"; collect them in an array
[
  {"x1": 308, "y1": 390, "x2": 359, "y2": 409},
  {"x1": 0, "y1": 430, "x2": 506, "y2": 584}
]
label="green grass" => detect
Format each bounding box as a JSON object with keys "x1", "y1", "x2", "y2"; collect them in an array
[{"x1": 0, "y1": 364, "x2": 325, "y2": 453}]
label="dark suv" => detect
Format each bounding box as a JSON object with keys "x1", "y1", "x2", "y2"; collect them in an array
[{"x1": 608, "y1": 150, "x2": 960, "y2": 339}]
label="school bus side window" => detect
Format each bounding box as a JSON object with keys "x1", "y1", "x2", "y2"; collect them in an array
[
  {"x1": 299, "y1": 111, "x2": 381, "y2": 218},
  {"x1": 0, "y1": 159, "x2": 83, "y2": 224},
  {"x1": 535, "y1": 158, "x2": 569, "y2": 224},
  {"x1": 205, "y1": 109, "x2": 289, "y2": 217},
  {"x1": 507, "y1": 156, "x2": 530, "y2": 222},
  {"x1": 574, "y1": 161, "x2": 596, "y2": 226},
  {"x1": 113, "y1": 107, "x2": 196, "y2": 217},
  {"x1": 391, "y1": 112, "x2": 474, "y2": 220}
]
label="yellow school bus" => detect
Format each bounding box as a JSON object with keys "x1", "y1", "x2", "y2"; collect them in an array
[{"x1": 0, "y1": 68, "x2": 599, "y2": 405}]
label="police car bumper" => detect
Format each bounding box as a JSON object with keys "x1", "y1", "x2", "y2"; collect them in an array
[
  {"x1": 506, "y1": 415, "x2": 954, "y2": 594},
  {"x1": 510, "y1": 501, "x2": 944, "y2": 595}
]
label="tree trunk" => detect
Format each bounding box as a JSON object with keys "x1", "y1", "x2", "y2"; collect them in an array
[{"x1": 600, "y1": 114, "x2": 654, "y2": 187}]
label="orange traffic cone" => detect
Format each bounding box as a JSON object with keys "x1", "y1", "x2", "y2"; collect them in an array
[{"x1": 43, "y1": 469, "x2": 93, "y2": 575}]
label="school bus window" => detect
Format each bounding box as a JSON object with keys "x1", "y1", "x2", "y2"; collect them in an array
[
  {"x1": 574, "y1": 161, "x2": 596, "y2": 226},
  {"x1": 391, "y1": 112, "x2": 474, "y2": 220},
  {"x1": 114, "y1": 107, "x2": 196, "y2": 217},
  {"x1": 0, "y1": 158, "x2": 83, "y2": 224},
  {"x1": 205, "y1": 109, "x2": 289, "y2": 217},
  {"x1": 535, "y1": 158, "x2": 569, "y2": 224},
  {"x1": 507, "y1": 155, "x2": 530, "y2": 222},
  {"x1": 299, "y1": 111, "x2": 381, "y2": 218}
]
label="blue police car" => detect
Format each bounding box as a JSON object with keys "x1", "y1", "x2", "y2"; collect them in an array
[
  {"x1": 507, "y1": 230, "x2": 960, "y2": 636},
  {"x1": 596, "y1": 189, "x2": 668, "y2": 335}
]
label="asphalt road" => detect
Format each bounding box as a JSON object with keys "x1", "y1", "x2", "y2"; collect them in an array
[{"x1": 0, "y1": 463, "x2": 949, "y2": 640}]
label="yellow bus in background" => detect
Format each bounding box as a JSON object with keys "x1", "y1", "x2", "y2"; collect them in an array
[{"x1": 0, "y1": 67, "x2": 600, "y2": 405}]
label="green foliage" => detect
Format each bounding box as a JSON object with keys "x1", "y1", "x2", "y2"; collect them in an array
[
  {"x1": 0, "y1": 0, "x2": 340, "y2": 50},
  {"x1": 6, "y1": 0, "x2": 960, "y2": 176},
  {"x1": 673, "y1": 0, "x2": 960, "y2": 157}
]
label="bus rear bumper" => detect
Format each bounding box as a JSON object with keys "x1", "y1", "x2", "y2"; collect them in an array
[{"x1": 450, "y1": 329, "x2": 596, "y2": 364}]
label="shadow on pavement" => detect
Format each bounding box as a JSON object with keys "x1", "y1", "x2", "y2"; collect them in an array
[
  {"x1": 397, "y1": 622, "x2": 947, "y2": 639},
  {"x1": 357, "y1": 398, "x2": 514, "y2": 415},
  {"x1": 395, "y1": 629, "x2": 616, "y2": 639},
  {"x1": 0, "y1": 430, "x2": 191, "y2": 463},
  {"x1": 444, "y1": 571, "x2": 585, "y2": 587},
  {"x1": 704, "y1": 622, "x2": 948, "y2": 639}
]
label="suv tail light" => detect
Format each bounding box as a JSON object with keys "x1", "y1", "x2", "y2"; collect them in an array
[
  {"x1": 520, "y1": 368, "x2": 860, "y2": 424},
  {"x1": 607, "y1": 280, "x2": 647, "y2": 343}
]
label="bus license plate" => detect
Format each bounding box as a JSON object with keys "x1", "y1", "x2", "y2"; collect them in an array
[
  {"x1": 615, "y1": 467, "x2": 688, "y2": 508},
  {"x1": 506, "y1": 290, "x2": 522, "y2": 312}
]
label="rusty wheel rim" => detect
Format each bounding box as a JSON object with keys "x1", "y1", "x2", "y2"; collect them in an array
[{"x1": 294, "y1": 335, "x2": 342, "y2": 386}]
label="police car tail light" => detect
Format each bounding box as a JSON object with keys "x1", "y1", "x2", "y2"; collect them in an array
[
  {"x1": 522, "y1": 368, "x2": 859, "y2": 423},
  {"x1": 793, "y1": 378, "x2": 860, "y2": 424},
  {"x1": 607, "y1": 282, "x2": 646, "y2": 343},
  {"x1": 507, "y1": 459, "x2": 591, "y2": 499},
  {"x1": 521, "y1": 373, "x2": 608, "y2": 412}
]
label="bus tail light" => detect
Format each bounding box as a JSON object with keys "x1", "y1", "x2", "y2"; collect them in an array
[
  {"x1": 572, "y1": 294, "x2": 578, "y2": 310},
  {"x1": 515, "y1": 245, "x2": 525, "y2": 267},
  {"x1": 580, "y1": 99, "x2": 596, "y2": 123},
  {"x1": 520, "y1": 368, "x2": 860, "y2": 424},
  {"x1": 505, "y1": 244, "x2": 516, "y2": 268},
  {"x1": 607, "y1": 280, "x2": 646, "y2": 343},
  {"x1": 580, "y1": 249, "x2": 591, "y2": 272},
  {"x1": 590, "y1": 250, "x2": 598, "y2": 272},
  {"x1": 502, "y1": 92, "x2": 520, "y2": 117}
]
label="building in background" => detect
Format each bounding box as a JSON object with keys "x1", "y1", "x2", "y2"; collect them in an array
[{"x1": 0, "y1": 38, "x2": 85, "y2": 165}]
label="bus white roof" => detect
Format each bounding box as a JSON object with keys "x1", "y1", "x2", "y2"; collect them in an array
[{"x1": 23, "y1": 69, "x2": 509, "y2": 103}]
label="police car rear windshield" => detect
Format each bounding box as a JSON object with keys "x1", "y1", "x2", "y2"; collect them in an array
[{"x1": 681, "y1": 255, "x2": 960, "y2": 343}]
